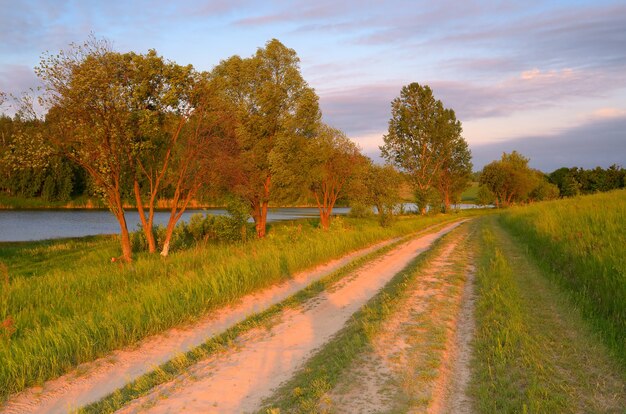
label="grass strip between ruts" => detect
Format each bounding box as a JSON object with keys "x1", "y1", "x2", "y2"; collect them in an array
[
  {"x1": 77, "y1": 220, "x2": 465, "y2": 413},
  {"x1": 259, "y1": 221, "x2": 470, "y2": 413}
]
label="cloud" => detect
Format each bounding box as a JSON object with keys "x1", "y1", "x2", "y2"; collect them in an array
[{"x1": 471, "y1": 115, "x2": 626, "y2": 172}]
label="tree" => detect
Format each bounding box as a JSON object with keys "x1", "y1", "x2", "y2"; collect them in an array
[
  {"x1": 305, "y1": 126, "x2": 364, "y2": 229},
  {"x1": 479, "y1": 151, "x2": 536, "y2": 207},
  {"x1": 211, "y1": 39, "x2": 321, "y2": 237},
  {"x1": 349, "y1": 162, "x2": 404, "y2": 223},
  {"x1": 38, "y1": 38, "x2": 137, "y2": 261},
  {"x1": 123, "y1": 50, "x2": 196, "y2": 254},
  {"x1": 380, "y1": 83, "x2": 468, "y2": 214},
  {"x1": 272, "y1": 124, "x2": 365, "y2": 229},
  {"x1": 158, "y1": 77, "x2": 237, "y2": 256},
  {"x1": 437, "y1": 125, "x2": 472, "y2": 212},
  {"x1": 528, "y1": 171, "x2": 560, "y2": 201}
]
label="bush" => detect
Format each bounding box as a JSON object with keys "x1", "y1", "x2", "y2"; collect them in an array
[{"x1": 348, "y1": 202, "x2": 373, "y2": 218}]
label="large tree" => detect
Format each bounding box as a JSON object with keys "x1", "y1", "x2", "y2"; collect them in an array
[
  {"x1": 211, "y1": 39, "x2": 320, "y2": 237},
  {"x1": 380, "y1": 83, "x2": 468, "y2": 214},
  {"x1": 479, "y1": 151, "x2": 536, "y2": 207},
  {"x1": 38, "y1": 38, "x2": 138, "y2": 261},
  {"x1": 272, "y1": 124, "x2": 365, "y2": 229},
  {"x1": 123, "y1": 50, "x2": 196, "y2": 254}
]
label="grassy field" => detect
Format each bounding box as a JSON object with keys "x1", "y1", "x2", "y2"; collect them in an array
[
  {"x1": 471, "y1": 216, "x2": 625, "y2": 413},
  {"x1": 0, "y1": 213, "x2": 481, "y2": 399},
  {"x1": 461, "y1": 181, "x2": 479, "y2": 203},
  {"x1": 499, "y1": 190, "x2": 626, "y2": 363}
]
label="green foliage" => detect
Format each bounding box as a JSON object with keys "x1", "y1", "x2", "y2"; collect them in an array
[
  {"x1": 380, "y1": 82, "x2": 471, "y2": 214},
  {"x1": 549, "y1": 165, "x2": 624, "y2": 197},
  {"x1": 476, "y1": 185, "x2": 495, "y2": 206},
  {"x1": 211, "y1": 39, "x2": 321, "y2": 234},
  {"x1": 347, "y1": 201, "x2": 374, "y2": 218}
]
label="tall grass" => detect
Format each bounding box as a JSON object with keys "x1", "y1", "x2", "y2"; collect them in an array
[
  {"x1": 500, "y1": 190, "x2": 626, "y2": 361},
  {"x1": 471, "y1": 222, "x2": 567, "y2": 413},
  {"x1": 0, "y1": 214, "x2": 473, "y2": 399}
]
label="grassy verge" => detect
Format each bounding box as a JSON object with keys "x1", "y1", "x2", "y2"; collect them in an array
[
  {"x1": 0, "y1": 213, "x2": 482, "y2": 399},
  {"x1": 470, "y1": 216, "x2": 625, "y2": 413},
  {"x1": 499, "y1": 190, "x2": 626, "y2": 364},
  {"x1": 260, "y1": 221, "x2": 471, "y2": 413}
]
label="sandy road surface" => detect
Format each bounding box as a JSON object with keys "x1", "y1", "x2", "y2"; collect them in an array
[
  {"x1": 325, "y1": 225, "x2": 474, "y2": 413},
  {"x1": 115, "y1": 220, "x2": 467, "y2": 413}
]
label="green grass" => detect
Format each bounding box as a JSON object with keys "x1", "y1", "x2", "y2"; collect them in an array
[
  {"x1": 0, "y1": 213, "x2": 481, "y2": 400},
  {"x1": 461, "y1": 181, "x2": 479, "y2": 203},
  {"x1": 260, "y1": 222, "x2": 471, "y2": 413},
  {"x1": 470, "y1": 216, "x2": 626, "y2": 413},
  {"x1": 499, "y1": 189, "x2": 626, "y2": 363}
]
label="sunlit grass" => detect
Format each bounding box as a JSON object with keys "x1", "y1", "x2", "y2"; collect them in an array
[
  {"x1": 0, "y1": 213, "x2": 482, "y2": 399},
  {"x1": 470, "y1": 216, "x2": 626, "y2": 413},
  {"x1": 500, "y1": 189, "x2": 626, "y2": 362}
]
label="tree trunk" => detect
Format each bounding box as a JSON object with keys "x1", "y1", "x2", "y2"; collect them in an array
[
  {"x1": 120, "y1": 221, "x2": 133, "y2": 263},
  {"x1": 160, "y1": 217, "x2": 176, "y2": 257},
  {"x1": 319, "y1": 210, "x2": 331, "y2": 230},
  {"x1": 254, "y1": 201, "x2": 269, "y2": 238},
  {"x1": 134, "y1": 180, "x2": 156, "y2": 253},
  {"x1": 443, "y1": 191, "x2": 451, "y2": 213},
  {"x1": 110, "y1": 188, "x2": 132, "y2": 262}
]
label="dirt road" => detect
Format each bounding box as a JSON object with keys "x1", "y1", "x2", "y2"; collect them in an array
[
  {"x1": 112, "y1": 221, "x2": 467, "y2": 413},
  {"x1": 1, "y1": 221, "x2": 464, "y2": 414}
]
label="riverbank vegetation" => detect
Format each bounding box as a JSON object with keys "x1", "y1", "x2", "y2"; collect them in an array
[
  {"x1": 0, "y1": 213, "x2": 477, "y2": 399},
  {"x1": 1, "y1": 37, "x2": 476, "y2": 262}
]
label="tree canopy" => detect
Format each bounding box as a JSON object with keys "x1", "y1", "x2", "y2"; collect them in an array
[{"x1": 380, "y1": 82, "x2": 471, "y2": 214}]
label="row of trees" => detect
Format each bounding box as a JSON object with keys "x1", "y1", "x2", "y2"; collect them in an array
[
  {"x1": 1, "y1": 38, "x2": 403, "y2": 261},
  {"x1": 476, "y1": 151, "x2": 624, "y2": 207},
  {"x1": 2, "y1": 39, "x2": 477, "y2": 261},
  {"x1": 549, "y1": 165, "x2": 624, "y2": 197}
]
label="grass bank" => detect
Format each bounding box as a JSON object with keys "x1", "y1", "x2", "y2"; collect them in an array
[
  {"x1": 470, "y1": 216, "x2": 625, "y2": 413},
  {"x1": 499, "y1": 190, "x2": 626, "y2": 363},
  {"x1": 0, "y1": 213, "x2": 482, "y2": 399}
]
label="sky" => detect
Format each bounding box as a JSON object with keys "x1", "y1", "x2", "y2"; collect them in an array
[{"x1": 1, "y1": 0, "x2": 625, "y2": 172}]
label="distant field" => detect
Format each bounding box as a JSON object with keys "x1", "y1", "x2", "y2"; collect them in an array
[{"x1": 461, "y1": 181, "x2": 479, "y2": 203}]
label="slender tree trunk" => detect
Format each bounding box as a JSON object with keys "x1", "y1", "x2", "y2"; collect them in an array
[
  {"x1": 119, "y1": 218, "x2": 132, "y2": 262},
  {"x1": 443, "y1": 190, "x2": 451, "y2": 213},
  {"x1": 134, "y1": 179, "x2": 156, "y2": 253},
  {"x1": 111, "y1": 206, "x2": 132, "y2": 262},
  {"x1": 160, "y1": 215, "x2": 176, "y2": 257},
  {"x1": 319, "y1": 211, "x2": 331, "y2": 230},
  {"x1": 252, "y1": 176, "x2": 271, "y2": 238},
  {"x1": 255, "y1": 201, "x2": 268, "y2": 238}
]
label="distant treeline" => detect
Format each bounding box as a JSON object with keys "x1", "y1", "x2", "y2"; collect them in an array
[
  {"x1": 0, "y1": 115, "x2": 89, "y2": 202},
  {"x1": 548, "y1": 165, "x2": 625, "y2": 197}
]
